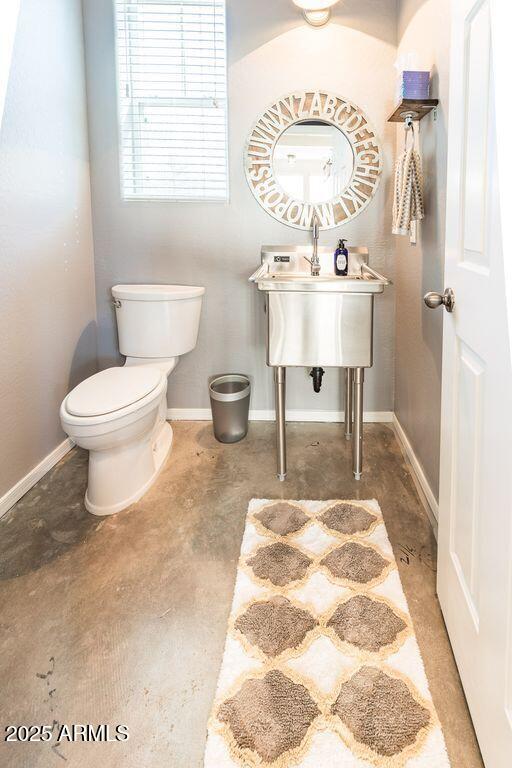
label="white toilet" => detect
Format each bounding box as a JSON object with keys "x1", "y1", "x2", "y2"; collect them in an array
[{"x1": 60, "y1": 284, "x2": 205, "y2": 516}]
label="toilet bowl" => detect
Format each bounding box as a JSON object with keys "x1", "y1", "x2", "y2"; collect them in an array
[
  {"x1": 60, "y1": 364, "x2": 171, "y2": 515},
  {"x1": 60, "y1": 284, "x2": 205, "y2": 515}
]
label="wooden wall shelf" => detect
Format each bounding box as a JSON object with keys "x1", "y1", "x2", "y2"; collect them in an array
[{"x1": 388, "y1": 98, "x2": 439, "y2": 123}]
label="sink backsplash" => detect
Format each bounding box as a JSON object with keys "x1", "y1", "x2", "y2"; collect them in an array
[{"x1": 260, "y1": 245, "x2": 369, "y2": 276}]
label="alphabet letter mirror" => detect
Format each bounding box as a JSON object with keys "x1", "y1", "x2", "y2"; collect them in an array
[{"x1": 245, "y1": 90, "x2": 382, "y2": 230}]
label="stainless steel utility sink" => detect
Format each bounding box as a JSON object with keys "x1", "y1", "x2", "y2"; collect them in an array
[
  {"x1": 249, "y1": 245, "x2": 391, "y2": 481},
  {"x1": 249, "y1": 246, "x2": 390, "y2": 368}
]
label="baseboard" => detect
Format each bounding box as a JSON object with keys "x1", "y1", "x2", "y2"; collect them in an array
[
  {"x1": 167, "y1": 408, "x2": 394, "y2": 423},
  {"x1": 392, "y1": 415, "x2": 439, "y2": 534},
  {"x1": 0, "y1": 438, "x2": 74, "y2": 519}
]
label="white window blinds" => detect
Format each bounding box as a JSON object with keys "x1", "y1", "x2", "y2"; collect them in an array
[{"x1": 115, "y1": 0, "x2": 228, "y2": 201}]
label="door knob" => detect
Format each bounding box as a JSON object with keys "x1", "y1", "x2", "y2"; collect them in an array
[{"x1": 424, "y1": 288, "x2": 455, "y2": 313}]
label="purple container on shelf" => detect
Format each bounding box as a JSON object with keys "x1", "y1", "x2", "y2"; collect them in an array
[{"x1": 399, "y1": 70, "x2": 430, "y2": 99}]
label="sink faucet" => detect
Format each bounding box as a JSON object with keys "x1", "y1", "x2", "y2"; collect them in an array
[{"x1": 311, "y1": 213, "x2": 320, "y2": 276}]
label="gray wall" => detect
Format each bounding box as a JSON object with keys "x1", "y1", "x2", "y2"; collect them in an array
[
  {"x1": 82, "y1": 0, "x2": 398, "y2": 414},
  {"x1": 394, "y1": 0, "x2": 451, "y2": 497},
  {"x1": 0, "y1": 0, "x2": 97, "y2": 497}
]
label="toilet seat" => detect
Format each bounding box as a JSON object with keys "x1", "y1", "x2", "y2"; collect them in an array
[
  {"x1": 66, "y1": 366, "x2": 162, "y2": 417},
  {"x1": 61, "y1": 366, "x2": 167, "y2": 429}
]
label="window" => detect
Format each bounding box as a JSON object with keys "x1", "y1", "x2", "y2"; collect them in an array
[{"x1": 115, "y1": 0, "x2": 228, "y2": 201}]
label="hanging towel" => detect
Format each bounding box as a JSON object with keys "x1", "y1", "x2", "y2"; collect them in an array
[{"x1": 392, "y1": 144, "x2": 424, "y2": 235}]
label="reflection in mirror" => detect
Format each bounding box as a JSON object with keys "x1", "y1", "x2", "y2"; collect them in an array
[{"x1": 273, "y1": 120, "x2": 354, "y2": 204}]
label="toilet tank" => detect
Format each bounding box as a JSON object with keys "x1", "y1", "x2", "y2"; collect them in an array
[{"x1": 112, "y1": 284, "x2": 205, "y2": 359}]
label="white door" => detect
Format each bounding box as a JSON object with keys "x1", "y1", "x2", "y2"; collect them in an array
[{"x1": 435, "y1": 0, "x2": 512, "y2": 765}]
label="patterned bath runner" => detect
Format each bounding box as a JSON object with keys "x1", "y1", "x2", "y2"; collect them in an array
[{"x1": 204, "y1": 499, "x2": 450, "y2": 767}]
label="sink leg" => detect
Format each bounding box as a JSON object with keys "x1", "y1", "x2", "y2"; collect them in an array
[
  {"x1": 344, "y1": 368, "x2": 353, "y2": 440},
  {"x1": 353, "y1": 367, "x2": 364, "y2": 480},
  {"x1": 274, "y1": 366, "x2": 287, "y2": 481}
]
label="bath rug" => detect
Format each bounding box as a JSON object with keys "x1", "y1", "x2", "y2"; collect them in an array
[{"x1": 204, "y1": 499, "x2": 450, "y2": 768}]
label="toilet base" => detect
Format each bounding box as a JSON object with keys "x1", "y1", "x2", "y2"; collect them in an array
[{"x1": 84, "y1": 421, "x2": 173, "y2": 516}]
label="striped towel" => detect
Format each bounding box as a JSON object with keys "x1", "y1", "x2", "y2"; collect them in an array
[{"x1": 392, "y1": 146, "x2": 424, "y2": 235}]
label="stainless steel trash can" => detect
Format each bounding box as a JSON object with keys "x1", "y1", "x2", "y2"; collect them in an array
[{"x1": 209, "y1": 374, "x2": 250, "y2": 443}]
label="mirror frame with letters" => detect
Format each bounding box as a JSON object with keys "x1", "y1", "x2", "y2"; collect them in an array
[{"x1": 244, "y1": 90, "x2": 382, "y2": 230}]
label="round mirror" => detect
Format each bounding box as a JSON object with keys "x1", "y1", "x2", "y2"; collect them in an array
[
  {"x1": 245, "y1": 91, "x2": 382, "y2": 230},
  {"x1": 273, "y1": 120, "x2": 354, "y2": 204}
]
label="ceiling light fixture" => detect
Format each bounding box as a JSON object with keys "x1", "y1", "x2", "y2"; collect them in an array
[{"x1": 292, "y1": 0, "x2": 340, "y2": 27}]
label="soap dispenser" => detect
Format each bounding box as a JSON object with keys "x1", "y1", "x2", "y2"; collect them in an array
[{"x1": 334, "y1": 239, "x2": 349, "y2": 276}]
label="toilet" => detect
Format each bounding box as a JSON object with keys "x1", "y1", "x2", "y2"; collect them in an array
[{"x1": 60, "y1": 284, "x2": 205, "y2": 516}]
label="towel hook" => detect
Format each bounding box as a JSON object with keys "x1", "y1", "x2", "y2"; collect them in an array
[
  {"x1": 402, "y1": 111, "x2": 416, "y2": 149},
  {"x1": 400, "y1": 109, "x2": 418, "y2": 127}
]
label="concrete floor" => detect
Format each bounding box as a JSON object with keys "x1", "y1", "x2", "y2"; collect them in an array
[{"x1": 0, "y1": 422, "x2": 483, "y2": 768}]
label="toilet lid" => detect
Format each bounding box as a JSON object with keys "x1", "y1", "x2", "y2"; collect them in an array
[{"x1": 66, "y1": 367, "x2": 162, "y2": 417}]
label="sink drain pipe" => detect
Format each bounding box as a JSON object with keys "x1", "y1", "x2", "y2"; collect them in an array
[{"x1": 310, "y1": 367, "x2": 325, "y2": 393}]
